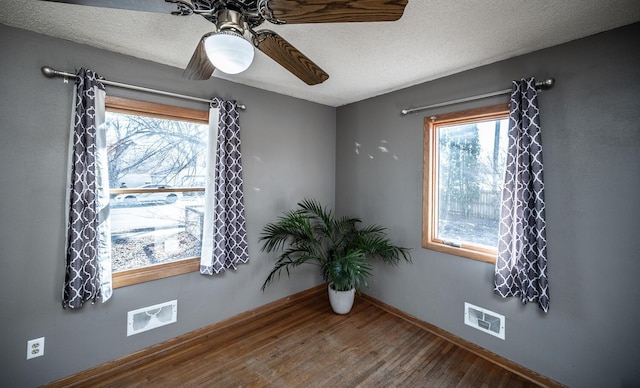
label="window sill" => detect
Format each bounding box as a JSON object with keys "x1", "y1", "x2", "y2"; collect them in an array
[
  {"x1": 113, "y1": 258, "x2": 200, "y2": 288},
  {"x1": 423, "y1": 240, "x2": 496, "y2": 264}
]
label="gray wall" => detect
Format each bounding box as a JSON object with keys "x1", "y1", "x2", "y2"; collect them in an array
[
  {"x1": 0, "y1": 24, "x2": 335, "y2": 387},
  {"x1": 335, "y1": 22, "x2": 640, "y2": 387}
]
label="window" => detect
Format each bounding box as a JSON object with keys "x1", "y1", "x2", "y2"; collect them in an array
[
  {"x1": 105, "y1": 96, "x2": 209, "y2": 287},
  {"x1": 423, "y1": 104, "x2": 509, "y2": 263}
]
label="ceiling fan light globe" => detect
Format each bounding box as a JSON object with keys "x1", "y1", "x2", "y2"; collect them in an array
[{"x1": 204, "y1": 31, "x2": 254, "y2": 75}]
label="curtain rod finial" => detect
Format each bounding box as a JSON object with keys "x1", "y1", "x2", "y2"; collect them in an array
[
  {"x1": 41, "y1": 66, "x2": 57, "y2": 78},
  {"x1": 540, "y1": 78, "x2": 555, "y2": 89}
]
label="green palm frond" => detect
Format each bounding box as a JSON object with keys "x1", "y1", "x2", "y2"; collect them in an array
[
  {"x1": 261, "y1": 247, "x2": 325, "y2": 291},
  {"x1": 354, "y1": 232, "x2": 411, "y2": 264},
  {"x1": 260, "y1": 210, "x2": 314, "y2": 252}
]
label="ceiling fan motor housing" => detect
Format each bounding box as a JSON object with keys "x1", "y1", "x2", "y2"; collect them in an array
[{"x1": 215, "y1": 8, "x2": 247, "y2": 34}]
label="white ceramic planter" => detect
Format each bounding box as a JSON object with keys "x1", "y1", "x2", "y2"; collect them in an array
[{"x1": 328, "y1": 283, "x2": 356, "y2": 314}]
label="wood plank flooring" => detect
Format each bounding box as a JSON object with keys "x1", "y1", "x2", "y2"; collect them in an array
[{"x1": 49, "y1": 288, "x2": 551, "y2": 387}]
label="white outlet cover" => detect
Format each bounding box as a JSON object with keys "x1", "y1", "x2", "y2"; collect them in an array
[{"x1": 26, "y1": 337, "x2": 45, "y2": 360}]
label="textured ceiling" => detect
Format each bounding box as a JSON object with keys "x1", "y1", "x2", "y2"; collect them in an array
[{"x1": 1, "y1": 0, "x2": 639, "y2": 106}]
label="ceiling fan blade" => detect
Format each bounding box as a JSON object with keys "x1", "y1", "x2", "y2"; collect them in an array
[
  {"x1": 40, "y1": 0, "x2": 185, "y2": 13},
  {"x1": 182, "y1": 33, "x2": 215, "y2": 80},
  {"x1": 252, "y1": 31, "x2": 329, "y2": 85},
  {"x1": 265, "y1": 0, "x2": 408, "y2": 24}
]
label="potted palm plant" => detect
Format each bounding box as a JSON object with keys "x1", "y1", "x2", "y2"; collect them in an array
[{"x1": 260, "y1": 199, "x2": 410, "y2": 314}]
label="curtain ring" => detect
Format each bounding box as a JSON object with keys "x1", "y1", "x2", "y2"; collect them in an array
[{"x1": 210, "y1": 97, "x2": 222, "y2": 109}]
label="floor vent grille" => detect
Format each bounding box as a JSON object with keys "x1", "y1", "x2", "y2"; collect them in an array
[
  {"x1": 464, "y1": 302, "x2": 505, "y2": 340},
  {"x1": 127, "y1": 300, "x2": 177, "y2": 336}
]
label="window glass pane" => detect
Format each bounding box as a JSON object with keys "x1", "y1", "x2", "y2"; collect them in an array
[
  {"x1": 106, "y1": 112, "x2": 208, "y2": 189},
  {"x1": 110, "y1": 190, "x2": 204, "y2": 272},
  {"x1": 436, "y1": 118, "x2": 508, "y2": 248},
  {"x1": 106, "y1": 111, "x2": 208, "y2": 272}
]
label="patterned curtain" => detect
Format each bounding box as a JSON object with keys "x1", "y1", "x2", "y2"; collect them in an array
[
  {"x1": 494, "y1": 77, "x2": 549, "y2": 312},
  {"x1": 63, "y1": 68, "x2": 112, "y2": 309},
  {"x1": 200, "y1": 98, "x2": 249, "y2": 274}
]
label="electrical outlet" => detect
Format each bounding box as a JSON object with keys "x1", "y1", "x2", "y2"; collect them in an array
[{"x1": 26, "y1": 337, "x2": 45, "y2": 360}]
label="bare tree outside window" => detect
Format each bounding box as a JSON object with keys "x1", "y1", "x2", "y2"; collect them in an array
[{"x1": 106, "y1": 113, "x2": 207, "y2": 189}]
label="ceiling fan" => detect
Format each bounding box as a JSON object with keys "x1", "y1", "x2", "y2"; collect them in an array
[{"x1": 43, "y1": 0, "x2": 409, "y2": 85}]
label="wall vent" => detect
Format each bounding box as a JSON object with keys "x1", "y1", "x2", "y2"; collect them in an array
[
  {"x1": 464, "y1": 302, "x2": 505, "y2": 340},
  {"x1": 127, "y1": 300, "x2": 177, "y2": 336}
]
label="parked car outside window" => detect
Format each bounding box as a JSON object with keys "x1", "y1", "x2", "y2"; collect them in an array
[{"x1": 113, "y1": 184, "x2": 182, "y2": 206}]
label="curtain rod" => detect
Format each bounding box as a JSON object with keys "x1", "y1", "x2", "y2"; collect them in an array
[
  {"x1": 41, "y1": 66, "x2": 246, "y2": 110},
  {"x1": 400, "y1": 78, "x2": 554, "y2": 116}
]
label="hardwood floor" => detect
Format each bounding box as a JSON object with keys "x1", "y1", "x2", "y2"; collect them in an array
[{"x1": 49, "y1": 286, "x2": 559, "y2": 387}]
